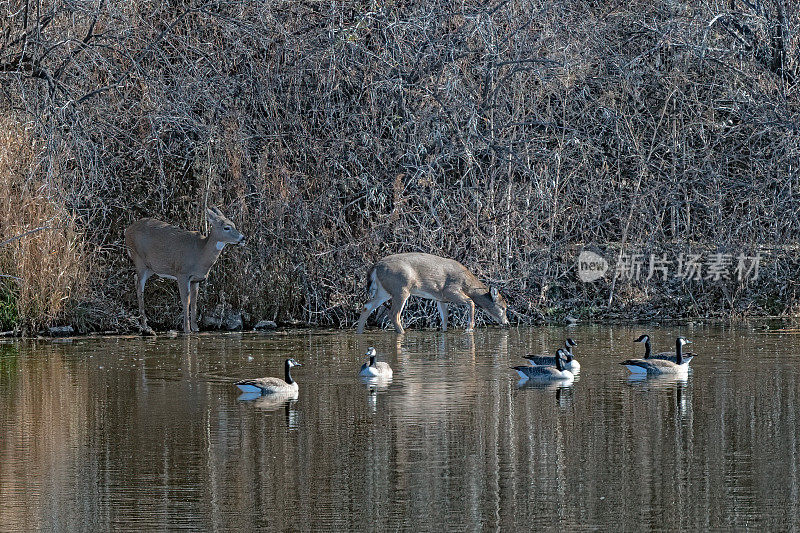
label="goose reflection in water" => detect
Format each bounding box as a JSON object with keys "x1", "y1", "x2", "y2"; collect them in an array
[
  {"x1": 237, "y1": 390, "x2": 298, "y2": 410},
  {"x1": 362, "y1": 377, "x2": 392, "y2": 414},
  {"x1": 359, "y1": 374, "x2": 392, "y2": 389},
  {"x1": 237, "y1": 391, "x2": 300, "y2": 428},
  {"x1": 625, "y1": 372, "x2": 688, "y2": 389},
  {"x1": 625, "y1": 373, "x2": 690, "y2": 417},
  {"x1": 514, "y1": 379, "x2": 575, "y2": 408}
]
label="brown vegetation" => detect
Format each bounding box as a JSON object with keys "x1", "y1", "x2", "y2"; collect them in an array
[
  {"x1": 0, "y1": 0, "x2": 798, "y2": 332},
  {"x1": 0, "y1": 118, "x2": 88, "y2": 331}
]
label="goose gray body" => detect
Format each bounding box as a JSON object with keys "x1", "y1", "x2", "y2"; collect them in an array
[
  {"x1": 622, "y1": 337, "x2": 692, "y2": 375},
  {"x1": 236, "y1": 358, "x2": 302, "y2": 394},
  {"x1": 514, "y1": 365, "x2": 574, "y2": 380},
  {"x1": 649, "y1": 351, "x2": 695, "y2": 364},
  {"x1": 513, "y1": 349, "x2": 574, "y2": 381},
  {"x1": 619, "y1": 357, "x2": 689, "y2": 375},
  {"x1": 650, "y1": 352, "x2": 694, "y2": 363}
]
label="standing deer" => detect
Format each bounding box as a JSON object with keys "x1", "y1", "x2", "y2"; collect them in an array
[
  {"x1": 125, "y1": 207, "x2": 244, "y2": 334},
  {"x1": 356, "y1": 252, "x2": 509, "y2": 334}
]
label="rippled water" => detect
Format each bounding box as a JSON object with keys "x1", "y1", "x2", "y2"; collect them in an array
[{"x1": 1, "y1": 326, "x2": 799, "y2": 531}]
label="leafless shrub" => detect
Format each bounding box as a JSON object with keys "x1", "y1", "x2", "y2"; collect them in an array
[{"x1": 0, "y1": 0, "x2": 798, "y2": 330}]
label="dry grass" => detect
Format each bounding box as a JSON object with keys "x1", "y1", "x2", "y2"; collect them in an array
[{"x1": 0, "y1": 118, "x2": 88, "y2": 331}]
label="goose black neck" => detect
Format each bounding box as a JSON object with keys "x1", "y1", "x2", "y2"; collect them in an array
[
  {"x1": 369, "y1": 355, "x2": 377, "y2": 367},
  {"x1": 675, "y1": 338, "x2": 683, "y2": 365},
  {"x1": 555, "y1": 350, "x2": 564, "y2": 371},
  {"x1": 643, "y1": 338, "x2": 651, "y2": 359},
  {"x1": 564, "y1": 342, "x2": 572, "y2": 356},
  {"x1": 284, "y1": 360, "x2": 294, "y2": 385}
]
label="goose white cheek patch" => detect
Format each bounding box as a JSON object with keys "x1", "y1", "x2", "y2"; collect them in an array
[{"x1": 216, "y1": 241, "x2": 226, "y2": 251}]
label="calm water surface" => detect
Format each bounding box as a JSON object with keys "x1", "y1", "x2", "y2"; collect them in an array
[{"x1": 1, "y1": 326, "x2": 799, "y2": 531}]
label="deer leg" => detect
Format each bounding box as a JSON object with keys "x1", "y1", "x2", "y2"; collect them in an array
[
  {"x1": 389, "y1": 290, "x2": 410, "y2": 334},
  {"x1": 466, "y1": 300, "x2": 475, "y2": 331},
  {"x1": 356, "y1": 285, "x2": 390, "y2": 334},
  {"x1": 442, "y1": 290, "x2": 474, "y2": 331},
  {"x1": 189, "y1": 281, "x2": 200, "y2": 332},
  {"x1": 135, "y1": 269, "x2": 153, "y2": 333},
  {"x1": 437, "y1": 301, "x2": 449, "y2": 331},
  {"x1": 178, "y1": 277, "x2": 192, "y2": 333},
  {"x1": 356, "y1": 295, "x2": 390, "y2": 334}
]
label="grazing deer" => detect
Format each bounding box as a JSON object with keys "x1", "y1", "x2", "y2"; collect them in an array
[
  {"x1": 125, "y1": 207, "x2": 244, "y2": 334},
  {"x1": 356, "y1": 252, "x2": 509, "y2": 334}
]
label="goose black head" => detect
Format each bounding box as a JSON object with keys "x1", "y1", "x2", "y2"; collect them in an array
[
  {"x1": 365, "y1": 347, "x2": 377, "y2": 366},
  {"x1": 564, "y1": 338, "x2": 578, "y2": 359}
]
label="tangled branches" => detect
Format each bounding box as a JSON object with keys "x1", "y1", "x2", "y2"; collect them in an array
[{"x1": 1, "y1": 0, "x2": 798, "y2": 330}]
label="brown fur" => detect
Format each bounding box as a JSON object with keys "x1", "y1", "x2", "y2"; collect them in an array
[
  {"x1": 125, "y1": 207, "x2": 244, "y2": 334},
  {"x1": 356, "y1": 252, "x2": 508, "y2": 334}
]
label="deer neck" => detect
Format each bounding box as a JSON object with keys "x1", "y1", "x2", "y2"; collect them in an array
[
  {"x1": 195, "y1": 234, "x2": 225, "y2": 278},
  {"x1": 461, "y1": 270, "x2": 487, "y2": 298},
  {"x1": 464, "y1": 279, "x2": 491, "y2": 305}
]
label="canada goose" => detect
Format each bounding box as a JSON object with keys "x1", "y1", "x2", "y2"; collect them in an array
[
  {"x1": 634, "y1": 335, "x2": 695, "y2": 364},
  {"x1": 512, "y1": 349, "x2": 574, "y2": 381},
  {"x1": 526, "y1": 338, "x2": 580, "y2": 373},
  {"x1": 359, "y1": 347, "x2": 393, "y2": 378},
  {"x1": 236, "y1": 358, "x2": 303, "y2": 394},
  {"x1": 620, "y1": 337, "x2": 692, "y2": 375}
]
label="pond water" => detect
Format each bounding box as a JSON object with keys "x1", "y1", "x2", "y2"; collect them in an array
[{"x1": 1, "y1": 326, "x2": 799, "y2": 531}]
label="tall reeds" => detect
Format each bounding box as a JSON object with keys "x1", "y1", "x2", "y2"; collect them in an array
[{"x1": 0, "y1": 119, "x2": 88, "y2": 331}]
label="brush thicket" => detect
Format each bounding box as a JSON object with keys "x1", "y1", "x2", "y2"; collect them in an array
[{"x1": 0, "y1": 1, "x2": 798, "y2": 330}]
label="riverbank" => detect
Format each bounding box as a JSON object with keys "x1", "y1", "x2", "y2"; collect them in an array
[{"x1": 2, "y1": 315, "x2": 797, "y2": 340}]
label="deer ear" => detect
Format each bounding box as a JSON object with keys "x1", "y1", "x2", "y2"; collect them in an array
[
  {"x1": 490, "y1": 286, "x2": 499, "y2": 301},
  {"x1": 212, "y1": 206, "x2": 224, "y2": 216},
  {"x1": 206, "y1": 207, "x2": 219, "y2": 222}
]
